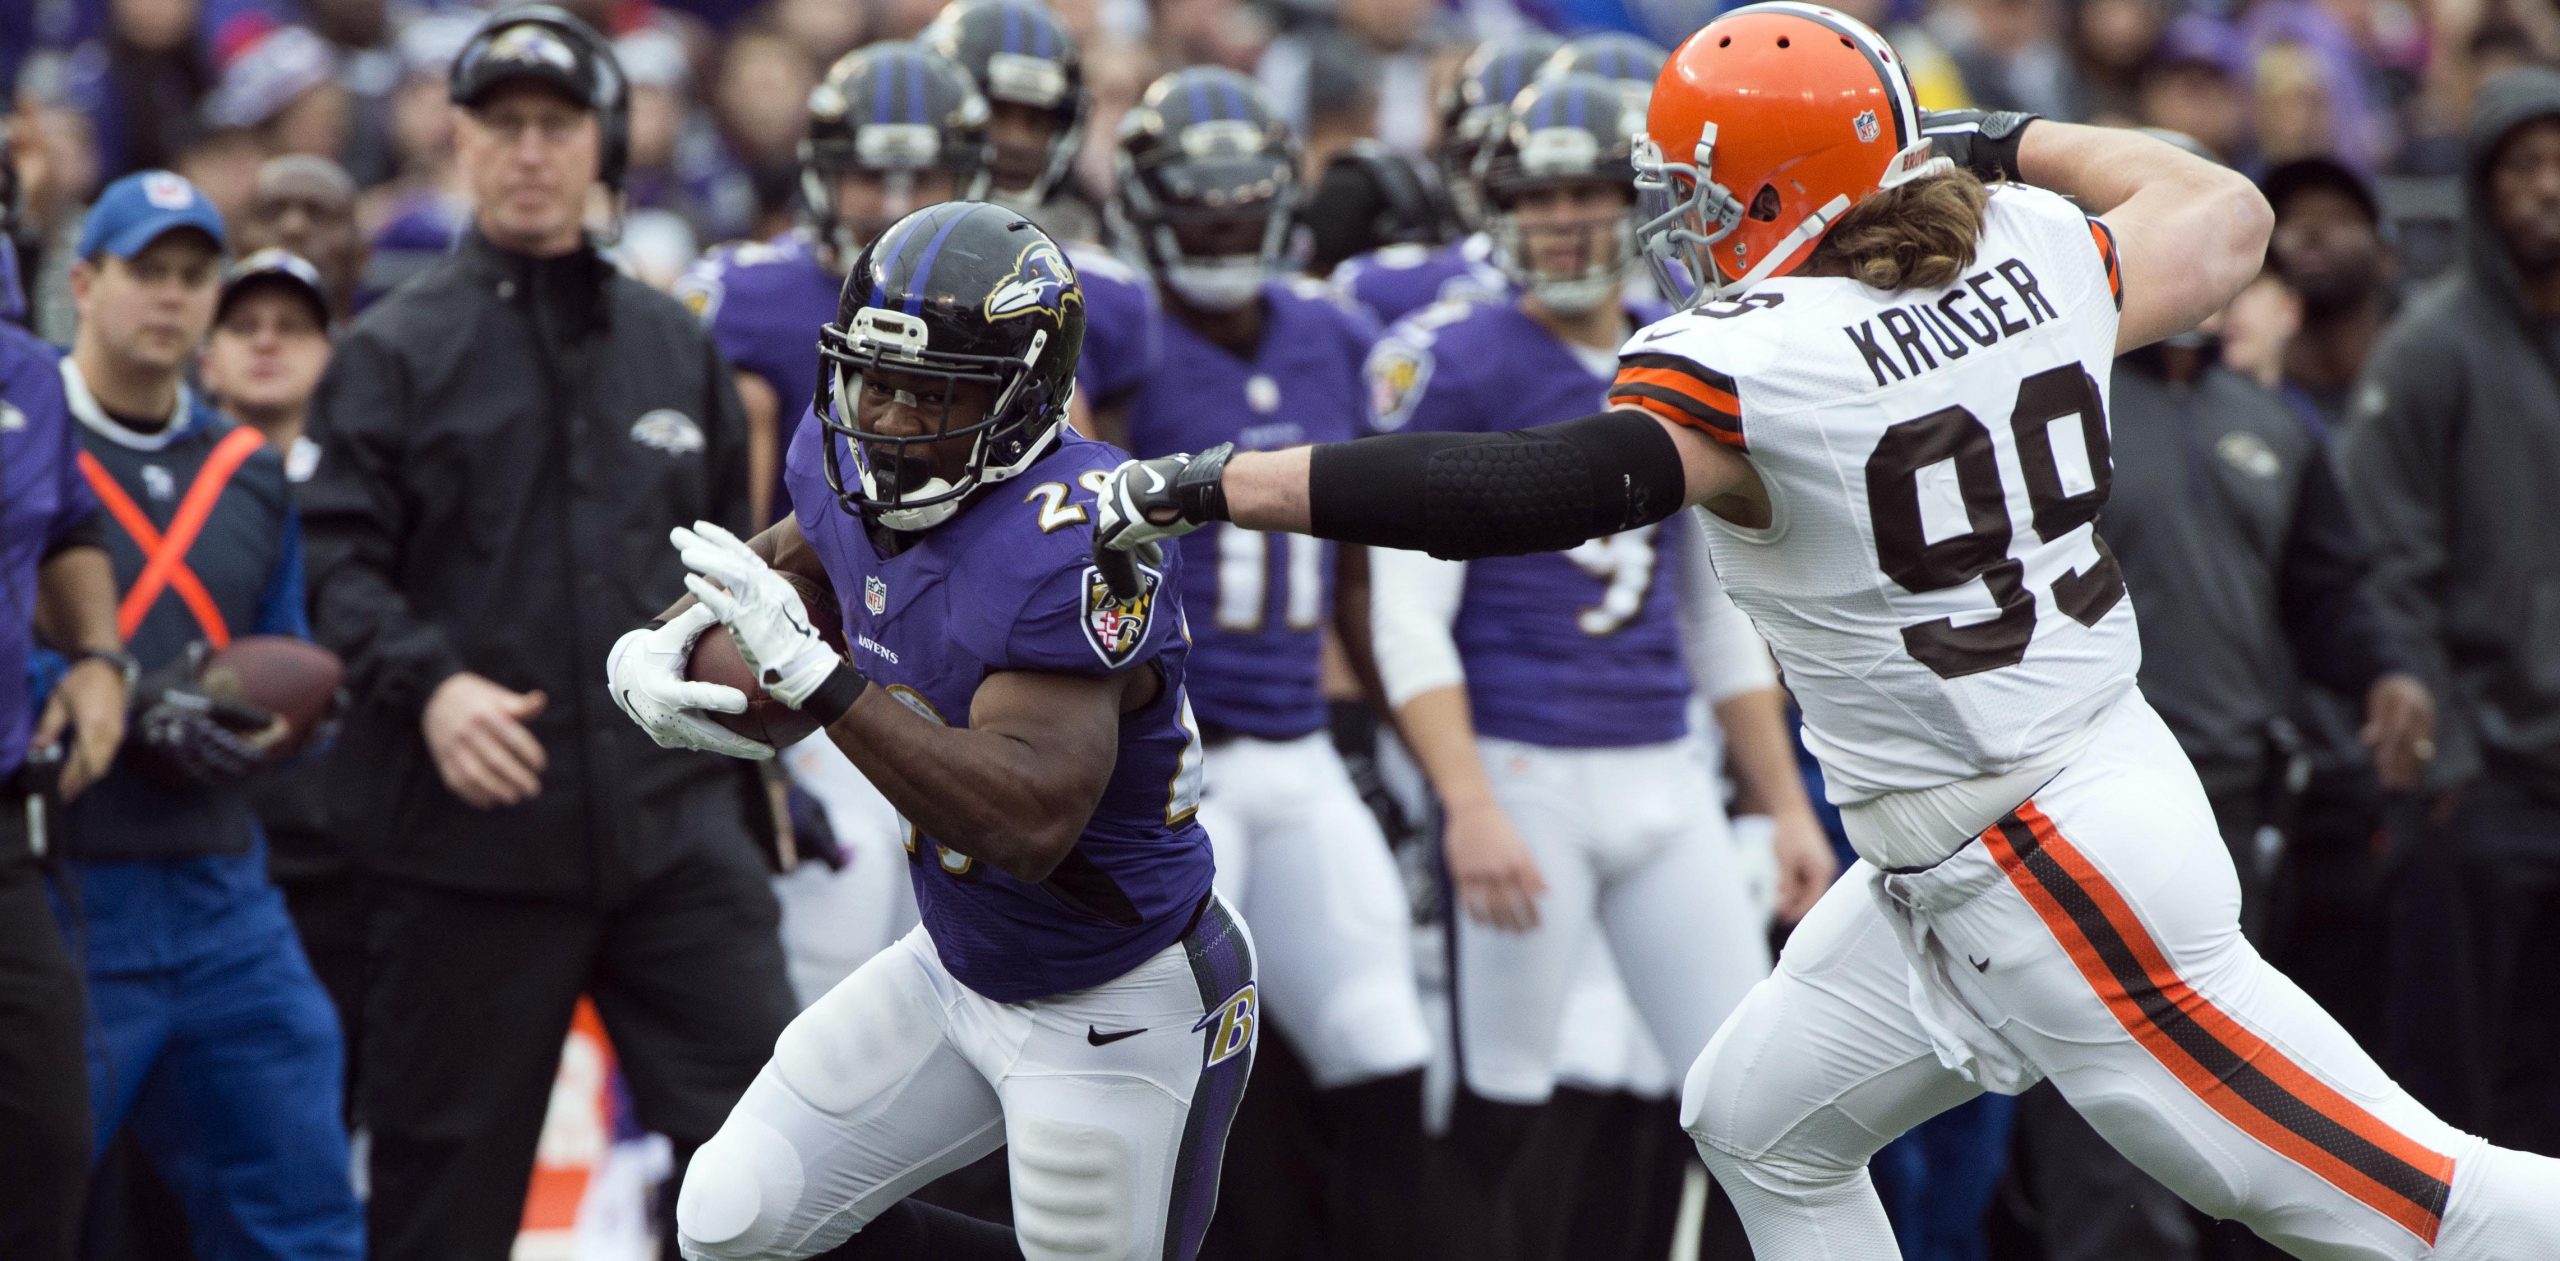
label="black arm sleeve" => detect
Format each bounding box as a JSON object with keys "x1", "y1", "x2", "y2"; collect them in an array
[
  {"x1": 2278, "y1": 444, "x2": 2412, "y2": 698},
  {"x1": 1306, "y1": 410, "x2": 1688, "y2": 560}
]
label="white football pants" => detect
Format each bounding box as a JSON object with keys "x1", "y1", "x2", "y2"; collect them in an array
[
  {"x1": 1195, "y1": 732, "x2": 1431, "y2": 1088},
  {"x1": 771, "y1": 733, "x2": 918, "y2": 1008},
  {"x1": 675, "y1": 898, "x2": 1259, "y2": 1261},
  {"x1": 1456, "y1": 736, "x2": 1771, "y2": 1105},
  {"x1": 1684, "y1": 694, "x2": 2560, "y2": 1260}
]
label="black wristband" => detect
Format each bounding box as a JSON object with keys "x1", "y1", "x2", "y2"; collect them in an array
[
  {"x1": 1173, "y1": 443, "x2": 1235, "y2": 524},
  {"x1": 801, "y1": 662, "x2": 867, "y2": 727},
  {"x1": 69, "y1": 648, "x2": 140, "y2": 693},
  {"x1": 646, "y1": 617, "x2": 670, "y2": 632},
  {"x1": 1923, "y1": 109, "x2": 2038, "y2": 183}
]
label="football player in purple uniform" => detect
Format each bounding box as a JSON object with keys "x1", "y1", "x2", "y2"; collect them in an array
[
  {"x1": 616, "y1": 201, "x2": 1254, "y2": 1261},
  {"x1": 1112, "y1": 67, "x2": 1435, "y2": 1258},
  {"x1": 670, "y1": 43, "x2": 989, "y2": 1023},
  {"x1": 923, "y1": 0, "x2": 1161, "y2": 440},
  {"x1": 1361, "y1": 74, "x2": 1832, "y2": 1258},
  {"x1": 1327, "y1": 33, "x2": 1554, "y2": 328}
]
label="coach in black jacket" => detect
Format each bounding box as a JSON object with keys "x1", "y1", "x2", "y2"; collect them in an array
[{"x1": 297, "y1": 10, "x2": 794, "y2": 1258}]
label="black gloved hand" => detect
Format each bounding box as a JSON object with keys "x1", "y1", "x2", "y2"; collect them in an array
[
  {"x1": 128, "y1": 644, "x2": 281, "y2": 789},
  {"x1": 1920, "y1": 109, "x2": 2040, "y2": 184},
  {"x1": 1091, "y1": 443, "x2": 1235, "y2": 597}
]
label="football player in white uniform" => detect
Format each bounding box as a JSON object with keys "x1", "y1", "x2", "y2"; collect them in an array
[
  {"x1": 1362, "y1": 72, "x2": 1829, "y2": 1259},
  {"x1": 1091, "y1": 5, "x2": 2560, "y2": 1257}
]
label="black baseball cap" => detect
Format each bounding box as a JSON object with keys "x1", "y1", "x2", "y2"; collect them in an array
[
  {"x1": 2260, "y1": 156, "x2": 2383, "y2": 228},
  {"x1": 448, "y1": 7, "x2": 614, "y2": 113},
  {"x1": 217, "y1": 248, "x2": 332, "y2": 327}
]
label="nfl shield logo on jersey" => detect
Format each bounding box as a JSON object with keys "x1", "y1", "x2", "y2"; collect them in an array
[
  {"x1": 864, "y1": 574, "x2": 888, "y2": 616},
  {"x1": 1080, "y1": 563, "x2": 1157, "y2": 669},
  {"x1": 1854, "y1": 109, "x2": 1881, "y2": 143}
]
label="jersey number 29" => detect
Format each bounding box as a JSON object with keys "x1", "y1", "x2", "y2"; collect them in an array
[{"x1": 1864, "y1": 364, "x2": 2126, "y2": 680}]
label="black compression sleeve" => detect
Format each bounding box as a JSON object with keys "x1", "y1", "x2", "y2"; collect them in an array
[{"x1": 1306, "y1": 411, "x2": 1687, "y2": 560}]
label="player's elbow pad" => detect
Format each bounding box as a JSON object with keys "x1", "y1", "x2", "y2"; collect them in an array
[{"x1": 1307, "y1": 411, "x2": 1687, "y2": 560}]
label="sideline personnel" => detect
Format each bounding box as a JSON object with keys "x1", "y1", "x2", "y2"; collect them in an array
[
  {"x1": 0, "y1": 120, "x2": 128, "y2": 1261},
  {"x1": 297, "y1": 8, "x2": 794, "y2": 1257},
  {"x1": 55, "y1": 170, "x2": 361, "y2": 1260}
]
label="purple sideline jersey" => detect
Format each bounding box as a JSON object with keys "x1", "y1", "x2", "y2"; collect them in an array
[
  {"x1": 679, "y1": 232, "x2": 839, "y2": 423},
  {"x1": 1371, "y1": 293, "x2": 1692, "y2": 749},
  {"x1": 1062, "y1": 242, "x2": 1161, "y2": 409},
  {"x1": 786, "y1": 421, "x2": 1214, "y2": 1002},
  {"x1": 0, "y1": 323, "x2": 101, "y2": 780},
  {"x1": 1328, "y1": 232, "x2": 1508, "y2": 327},
  {"x1": 677, "y1": 232, "x2": 840, "y2": 518},
  {"x1": 1124, "y1": 278, "x2": 1377, "y2": 741}
]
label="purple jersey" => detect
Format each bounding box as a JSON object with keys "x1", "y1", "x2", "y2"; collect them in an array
[
  {"x1": 1328, "y1": 232, "x2": 1508, "y2": 327},
  {"x1": 678, "y1": 233, "x2": 840, "y2": 515},
  {"x1": 1371, "y1": 294, "x2": 1692, "y2": 748},
  {"x1": 679, "y1": 232, "x2": 838, "y2": 417},
  {"x1": 786, "y1": 423, "x2": 1214, "y2": 1002},
  {"x1": 1125, "y1": 279, "x2": 1377, "y2": 740},
  {"x1": 1063, "y1": 243, "x2": 1161, "y2": 409}
]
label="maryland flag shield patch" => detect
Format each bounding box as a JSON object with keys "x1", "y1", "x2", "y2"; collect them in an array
[
  {"x1": 1081, "y1": 562, "x2": 1158, "y2": 669},
  {"x1": 1365, "y1": 338, "x2": 1432, "y2": 432}
]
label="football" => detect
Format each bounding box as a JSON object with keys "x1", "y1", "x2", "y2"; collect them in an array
[
  {"x1": 685, "y1": 570, "x2": 848, "y2": 749},
  {"x1": 197, "y1": 635, "x2": 345, "y2": 758}
]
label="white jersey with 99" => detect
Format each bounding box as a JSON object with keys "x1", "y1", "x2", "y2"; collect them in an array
[{"x1": 1609, "y1": 184, "x2": 2135, "y2": 802}]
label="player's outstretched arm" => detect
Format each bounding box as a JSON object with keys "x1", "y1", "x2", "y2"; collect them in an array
[
  {"x1": 2014, "y1": 121, "x2": 2273, "y2": 355},
  {"x1": 1092, "y1": 410, "x2": 1749, "y2": 572}
]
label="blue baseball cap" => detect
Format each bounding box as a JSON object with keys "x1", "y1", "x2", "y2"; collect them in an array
[{"x1": 76, "y1": 170, "x2": 228, "y2": 261}]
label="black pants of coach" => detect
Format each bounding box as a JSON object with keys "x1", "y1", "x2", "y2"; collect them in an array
[
  {"x1": 0, "y1": 830, "x2": 90, "y2": 1261},
  {"x1": 2381, "y1": 780, "x2": 2560, "y2": 1157},
  {"x1": 360, "y1": 844, "x2": 797, "y2": 1261}
]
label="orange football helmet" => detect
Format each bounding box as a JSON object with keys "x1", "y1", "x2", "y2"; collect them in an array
[{"x1": 1634, "y1": 2, "x2": 1945, "y2": 304}]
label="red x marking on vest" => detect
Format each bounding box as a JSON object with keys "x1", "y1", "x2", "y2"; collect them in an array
[{"x1": 78, "y1": 427, "x2": 268, "y2": 649}]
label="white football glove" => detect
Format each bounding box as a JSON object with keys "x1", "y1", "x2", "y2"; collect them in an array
[
  {"x1": 606, "y1": 604, "x2": 774, "y2": 760},
  {"x1": 673, "y1": 521, "x2": 856, "y2": 714}
]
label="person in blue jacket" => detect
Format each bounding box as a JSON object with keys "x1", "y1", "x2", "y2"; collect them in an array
[{"x1": 49, "y1": 170, "x2": 361, "y2": 1260}]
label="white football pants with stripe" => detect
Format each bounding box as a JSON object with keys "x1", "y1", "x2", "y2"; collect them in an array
[
  {"x1": 1457, "y1": 736, "x2": 1771, "y2": 1104},
  {"x1": 1685, "y1": 694, "x2": 2560, "y2": 1260},
  {"x1": 1195, "y1": 731, "x2": 1431, "y2": 1088},
  {"x1": 676, "y1": 899, "x2": 1259, "y2": 1261}
]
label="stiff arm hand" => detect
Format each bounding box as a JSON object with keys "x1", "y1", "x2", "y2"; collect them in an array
[{"x1": 1091, "y1": 446, "x2": 1233, "y2": 597}]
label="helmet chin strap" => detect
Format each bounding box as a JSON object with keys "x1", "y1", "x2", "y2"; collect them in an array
[
  {"x1": 1716, "y1": 193, "x2": 1853, "y2": 295},
  {"x1": 1711, "y1": 143, "x2": 1951, "y2": 295}
]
